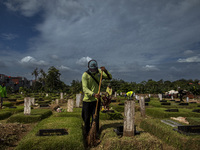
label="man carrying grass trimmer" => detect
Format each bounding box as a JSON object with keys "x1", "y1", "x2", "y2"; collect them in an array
[{"x1": 82, "y1": 59, "x2": 112, "y2": 144}]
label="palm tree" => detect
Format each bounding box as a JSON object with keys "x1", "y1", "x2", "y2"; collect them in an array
[{"x1": 32, "y1": 68, "x2": 38, "y2": 81}]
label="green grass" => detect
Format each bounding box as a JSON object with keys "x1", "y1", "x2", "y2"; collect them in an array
[
  {"x1": 140, "y1": 118, "x2": 200, "y2": 150},
  {"x1": 0, "y1": 111, "x2": 12, "y2": 120},
  {"x1": 7, "y1": 109, "x2": 52, "y2": 123},
  {"x1": 16, "y1": 116, "x2": 84, "y2": 150}
]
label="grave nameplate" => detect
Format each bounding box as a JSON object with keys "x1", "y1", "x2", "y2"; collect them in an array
[
  {"x1": 175, "y1": 101, "x2": 181, "y2": 103},
  {"x1": 179, "y1": 103, "x2": 189, "y2": 106},
  {"x1": 40, "y1": 104, "x2": 49, "y2": 107},
  {"x1": 8, "y1": 99, "x2": 17, "y2": 102},
  {"x1": 9, "y1": 106, "x2": 17, "y2": 109},
  {"x1": 178, "y1": 125, "x2": 200, "y2": 133},
  {"x1": 145, "y1": 98, "x2": 150, "y2": 102},
  {"x1": 38, "y1": 129, "x2": 68, "y2": 136},
  {"x1": 114, "y1": 125, "x2": 139, "y2": 136},
  {"x1": 189, "y1": 102, "x2": 197, "y2": 104},
  {"x1": 160, "y1": 100, "x2": 167, "y2": 103},
  {"x1": 165, "y1": 109, "x2": 179, "y2": 112},
  {"x1": 192, "y1": 109, "x2": 200, "y2": 113},
  {"x1": 161, "y1": 102, "x2": 171, "y2": 105}
]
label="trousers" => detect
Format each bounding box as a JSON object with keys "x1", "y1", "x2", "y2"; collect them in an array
[{"x1": 82, "y1": 100, "x2": 100, "y2": 135}]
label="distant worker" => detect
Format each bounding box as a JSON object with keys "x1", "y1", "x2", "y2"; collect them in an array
[
  {"x1": 106, "y1": 83, "x2": 112, "y2": 99},
  {"x1": 178, "y1": 87, "x2": 184, "y2": 102},
  {"x1": 0, "y1": 82, "x2": 7, "y2": 109},
  {"x1": 126, "y1": 91, "x2": 133, "y2": 100}
]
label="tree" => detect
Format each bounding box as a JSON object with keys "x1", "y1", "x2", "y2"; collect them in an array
[
  {"x1": 45, "y1": 66, "x2": 62, "y2": 92},
  {"x1": 32, "y1": 68, "x2": 39, "y2": 81}
]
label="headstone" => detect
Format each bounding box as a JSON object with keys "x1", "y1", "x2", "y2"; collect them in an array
[
  {"x1": 24, "y1": 97, "x2": 31, "y2": 115},
  {"x1": 120, "y1": 92, "x2": 122, "y2": 96},
  {"x1": 139, "y1": 97, "x2": 145, "y2": 117},
  {"x1": 186, "y1": 97, "x2": 189, "y2": 103},
  {"x1": 149, "y1": 94, "x2": 151, "y2": 98},
  {"x1": 123, "y1": 100, "x2": 135, "y2": 137},
  {"x1": 171, "y1": 96, "x2": 173, "y2": 100},
  {"x1": 31, "y1": 97, "x2": 35, "y2": 105},
  {"x1": 56, "y1": 99, "x2": 59, "y2": 105},
  {"x1": 115, "y1": 92, "x2": 117, "y2": 97},
  {"x1": 46, "y1": 93, "x2": 48, "y2": 97},
  {"x1": 158, "y1": 94, "x2": 162, "y2": 100},
  {"x1": 67, "y1": 99, "x2": 74, "y2": 112},
  {"x1": 76, "y1": 93, "x2": 82, "y2": 108},
  {"x1": 60, "y1": 92, "x2": 63, "y2": 99}
]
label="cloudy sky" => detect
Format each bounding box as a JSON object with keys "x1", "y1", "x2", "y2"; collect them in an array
[{"x1": 0, "y1": 0, "x2": 200, "y2": 85}]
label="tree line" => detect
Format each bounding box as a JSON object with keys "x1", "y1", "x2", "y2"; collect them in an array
[{"x1": 29, "y1": 66, "x2": 200, "y2": 95}]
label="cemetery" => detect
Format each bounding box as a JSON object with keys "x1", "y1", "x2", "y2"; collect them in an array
[{"x1": 0, "y1": 92, "x2": 200, "y2": 150}]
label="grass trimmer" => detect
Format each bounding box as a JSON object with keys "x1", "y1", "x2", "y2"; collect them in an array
[{"x1": 87, "y1": 70, "x2": 103, "y2": 147}]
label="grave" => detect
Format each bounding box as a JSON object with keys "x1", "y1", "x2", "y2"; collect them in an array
[
  {"x1": 165, "y1": 109, "x2": 179, "y2": 112},
  {"x1": 37, "y1": 129, "x2": 68, "y2": 136},
  {"x1": 161, "y1": 102, "x2": 171, "y2": 105},
  {"x1": 60, "y1": 92, "x2": 63, "y2": 100},
  {"x1": 175, "y1": 101, "x2": 181, "y2": 103},
  {"x1": 123, "y1": 100, "x2": 135, "y2": 137},
  {"x1": 145, "y1": 103, "x2": 149, "y2": 106}
]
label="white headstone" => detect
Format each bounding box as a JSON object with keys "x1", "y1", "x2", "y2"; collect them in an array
[
  {"x1": 186, "y1": 97, "x2": 189, "y2": 103},
  {"x1": 46, "y1": 93, "x2": 48, "y2": 97},
  {"x1": 115, "y1": 92, "x2": 117, "y2": 97},
  {"x1": 171, "y1": 96, "x2": 173, "y2": 100},
  {"x1": 158, "y1": 94, "x2": 162, "y2": 100},
  {"x1": 123, "y1": 100, "x2": 135, "y2": 136},
  {"x1": 139, "y1": 97, "x2": 145, "y2": 117},
  {"x1": 76, "y1": 93, "x2": 82, "y2": 108},
  {"x1": 24, "y1": 97, "x2": 31, "y2": 115},
  {"x1": 56, "y1": 99, "x2": 59, "y2": 105},
  {"x1": 60, "y1": 93, "x2": 63, "y2": 99},
  {"x1": 149, "y1": 94, "x2": 151, "y2": 98},
  {"x1": 67, "y1": 99, "x2": 74, "y2": 112}
]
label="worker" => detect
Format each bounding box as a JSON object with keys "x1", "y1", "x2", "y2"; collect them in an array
[
  {"x1": 82, "y1": 59, "x2": 112, "y2": 137},
  {"x1": 0, "y1": 82, "x2": 7, "y2": 109},
  {"x1": 126, "y1": 91, "x2": 133, "y2": 100}
]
